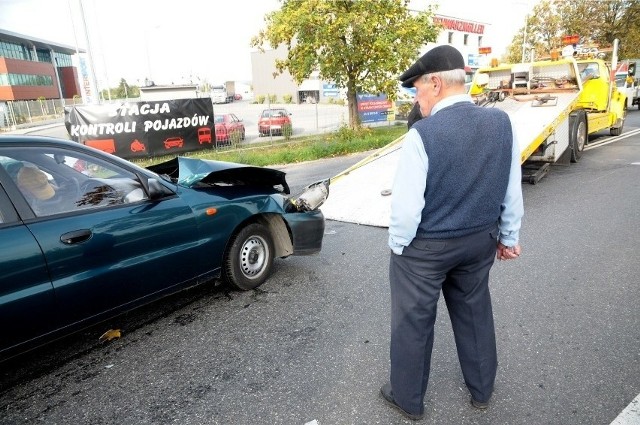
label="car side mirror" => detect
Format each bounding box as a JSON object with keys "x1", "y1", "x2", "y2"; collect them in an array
[{"x1": 147, "y1": 178, "x2": 173, "y2": 200}]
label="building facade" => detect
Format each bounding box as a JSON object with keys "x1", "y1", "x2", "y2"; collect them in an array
[
  {"x1": 0, "y1": 29, "x2": 82, "y2": 101},
  {"x1": 430, "y1": 15, "x2": 490, "y2": 69}
]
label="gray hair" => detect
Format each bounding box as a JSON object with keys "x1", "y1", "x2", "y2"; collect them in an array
[{"x1": 420, "y1": 68, "x2": 466, "y2": 86}]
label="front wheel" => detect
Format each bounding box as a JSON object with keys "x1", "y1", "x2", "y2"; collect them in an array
[
  {"x1": 569, "y1": 110, "x2": 587, "y2": 163},
  {"x1": 610, "y1": 107, "x2": 626, "y2": 136},
  {"x1": 223, "y1": 223, "x2": 274, "y2": 290}
]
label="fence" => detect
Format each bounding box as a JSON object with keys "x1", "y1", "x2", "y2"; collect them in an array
[
  {"x1": 0, "y1": 98, "x2": 77, "y2": 131},
  {"x1": 0, "y1": 97, "x2": 146, "y2": 132},
  {"x1": 1, "y1": 93, "x2": 407, "y2": 138}
]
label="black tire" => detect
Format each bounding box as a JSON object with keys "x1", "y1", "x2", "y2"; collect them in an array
[
  {"x1": 570, "y1": 110, "x2": 587, "y2": 163},
  {"x1": 610, "y1": 126, "x2": 622, "y2": 136},
  {"x1": 610, "y1": 109, "x2": 625, "y2": 136},
  {"x1": 223, "y1": 223, "x2": 274, "y2": 290}
]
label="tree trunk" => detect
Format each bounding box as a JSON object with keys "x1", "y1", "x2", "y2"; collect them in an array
[{"x1": 346, "y1": 79, "x2": 361, "y2": 129}]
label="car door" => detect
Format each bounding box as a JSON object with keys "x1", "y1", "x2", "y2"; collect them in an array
[
  {"x1": 2, "y1": 145, "x2": 206, "y2": 327},
  {"x1": 0, "y1": 176, "x2": 57, "y2": 354}
]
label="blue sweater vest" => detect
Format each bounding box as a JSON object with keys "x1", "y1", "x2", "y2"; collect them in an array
[{"x1": 413, "y1": 102, "x2": 513, "y2": 239}]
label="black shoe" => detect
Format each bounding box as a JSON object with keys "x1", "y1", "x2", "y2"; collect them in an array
[
  {"x1": 470, "y1": 397, "x2": 489, "y2": 410},
  {"x1": 380, "y1": 383, "x2": 424, "y2": 421}
]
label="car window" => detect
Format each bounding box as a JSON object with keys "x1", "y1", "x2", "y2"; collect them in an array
[
  {"x1": 0, "y1": 147, "x2": 148, "y2": 217},
  {"x1": 580, "y1": 63, "x2": 599, "y2": 80}
]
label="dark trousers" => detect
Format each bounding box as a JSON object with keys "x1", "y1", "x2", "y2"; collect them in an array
[{"x1": 388, "y1": 225, "x2": 499, "y2": 415}]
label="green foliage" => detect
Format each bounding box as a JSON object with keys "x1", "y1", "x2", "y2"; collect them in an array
[
  {"x1": 396, "y1": 102, "x2": 413, "y2": 118},
  {"x1": 229, "y1": 129, "x2": 243, "y2": 148},
  {"x1": 504, "y1": 0, "x2": 640, "y2": 63},
  {"x1": 251, "y1": 0, "x2": 439, "y2": 129},
  {"x1": 283, "y1": 94, "x2": 293, "y2": 103},
  {"x1": 282, "y1": 123, "x2": 293, "y2": 139},
  {"x1": 334, "y1": 125, "x2": 372, "y2": 143},
  {"x1": 269, "y1": 94, "x2": 277, "y2": 103},
  {"x1": 256, "y1": 95, "x2": 266, "y2": 104}
]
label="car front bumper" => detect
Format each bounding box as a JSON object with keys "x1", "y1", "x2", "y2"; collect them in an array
[{"x1": 284, "y1": 209, "x2": 325, "y2": 255}]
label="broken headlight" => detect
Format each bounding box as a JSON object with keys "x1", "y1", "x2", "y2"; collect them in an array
[{"x1": 287, "y1": 179, "x2": 330, "y2": 212}]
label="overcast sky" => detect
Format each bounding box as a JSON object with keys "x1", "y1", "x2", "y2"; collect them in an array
[{"x1": 0, "y1": 0, "x2": 535, "y2": 89}]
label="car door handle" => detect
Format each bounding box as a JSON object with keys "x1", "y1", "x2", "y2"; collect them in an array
[{"x1": 60, "y1": 229, "x2": 92, "y2": 245}]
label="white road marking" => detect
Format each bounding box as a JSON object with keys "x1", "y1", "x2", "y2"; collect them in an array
[{"x1": 585, "y1": 128, "x2": 640, "y2": 150}]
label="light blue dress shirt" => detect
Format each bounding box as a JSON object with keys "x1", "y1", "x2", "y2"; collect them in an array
[{"x1": 388, "y1": 94, "x2": 524, "y2": 255}]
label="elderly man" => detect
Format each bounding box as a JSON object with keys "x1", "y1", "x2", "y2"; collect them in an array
[{"x1": 380, "y1": 45, "x2": 524, "y2": 420}]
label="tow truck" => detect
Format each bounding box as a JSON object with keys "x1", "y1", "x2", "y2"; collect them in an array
[{"x1": 469, "y1": 38, "x2": 627, "y2": 184}]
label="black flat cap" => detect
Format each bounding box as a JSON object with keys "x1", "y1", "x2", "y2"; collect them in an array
[{"x1": 399, "y1": 45, "x2": 465, "y2": 88}]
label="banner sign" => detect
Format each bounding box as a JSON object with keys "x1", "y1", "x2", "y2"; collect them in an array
[
  {"x1": 357, "y1": 93, "x2": 393, "y2": 123},
  {"x1": 433, "y1": 16, "x2": 485, "y2": 35},
  {"x1": 64, "y1": 98, "x2": 214, "y2": 159}
]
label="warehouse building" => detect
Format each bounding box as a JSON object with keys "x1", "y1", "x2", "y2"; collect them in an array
[{"x1": 0, "y1": 28, "x2": 82, "y2": 102}]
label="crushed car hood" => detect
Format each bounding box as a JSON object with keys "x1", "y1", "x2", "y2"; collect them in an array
[{"x1": 147, "y1": 157, "x2": 290, "y2": 194}]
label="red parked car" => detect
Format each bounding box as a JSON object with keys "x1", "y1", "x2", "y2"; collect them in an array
[
  {"x1": 258, "y1": 108, "x2": 292, "y2": 137},
  {"x1": 214, "y1": 114, "x2": 245, "y2": 144}
]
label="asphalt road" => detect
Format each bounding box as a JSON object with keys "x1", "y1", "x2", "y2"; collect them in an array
[{"x1": 1, "y1": 115, "x2": 639, "y2": 424}]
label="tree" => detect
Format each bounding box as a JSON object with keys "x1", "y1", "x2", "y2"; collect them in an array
[
  {"x1": 115, "y1": 78, "x2": 131, "y2": 99},
  {"x1": 505, "y1": 0, "x2": 640, "y2": 63},
  {"x1": 251, "y1": 0, "x2": 439, "y2": 129}
]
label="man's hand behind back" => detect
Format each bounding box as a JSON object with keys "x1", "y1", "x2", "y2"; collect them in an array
[{"x1": 497, "y1": 242, "x2": 521, "y2": 261}]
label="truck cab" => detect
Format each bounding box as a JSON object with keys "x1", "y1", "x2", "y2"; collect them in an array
[
  {"x1": 576, "y1": 60, "x2": 611, "y2": 111},
  {"x1": 576, "y1": 57, "x2": 627, "y2": 135}
]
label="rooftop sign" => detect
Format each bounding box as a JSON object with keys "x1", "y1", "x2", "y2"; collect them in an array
[{"x1": 433, "y1": 16, "x2": 485, "y2": 35}]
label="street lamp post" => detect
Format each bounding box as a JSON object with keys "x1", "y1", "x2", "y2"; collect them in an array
[
  {"x1": 144, "y1": 25, "x2": 160, "y2": 86},
  {"x1": 522, "y1": 13, "x2": 528, "y2": 62},
  {"x1": 78, "y1": 0, "x2": 101, "y2": 104}
]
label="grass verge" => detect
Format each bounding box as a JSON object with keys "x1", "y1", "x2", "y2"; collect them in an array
[{"x1": 133, "y1": 124, "x2": 407, "y2": 168}]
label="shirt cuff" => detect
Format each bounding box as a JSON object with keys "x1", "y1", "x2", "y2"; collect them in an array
[
  {"x1": 499, "y1": 231, "x2": 519, "y2": 247},
  {"x1": 388, "y1": 235, "x2": 406, "y2": 255}
]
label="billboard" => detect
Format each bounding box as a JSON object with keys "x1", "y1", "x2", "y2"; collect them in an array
[
  {"x1": 357, "y1": 93, "x2": 393, "y2": 123},
  {"x1": 65, "y1": 98, "x2": 215, "y2": 160}
]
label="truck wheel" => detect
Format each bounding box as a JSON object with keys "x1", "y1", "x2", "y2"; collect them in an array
[
  {"x1": 223, "y1": 223, "x2": 274, "y2": 290},
  {"x1": 610, "y1": 109, "x2": 625, "y2": 136},
  {"x1": 570, "y1": 110, "x2": 587, "y2": 163}
]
